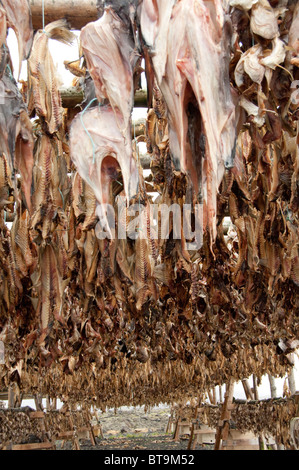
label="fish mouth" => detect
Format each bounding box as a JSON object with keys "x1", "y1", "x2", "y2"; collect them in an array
[{"x1": 101, "y1": 155, "x2": 124, "y2": 205}]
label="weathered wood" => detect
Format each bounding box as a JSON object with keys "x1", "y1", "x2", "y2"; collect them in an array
[
  {"x1": 207, "y1": 390, "x2": 214, "y2": 405},
  {"x1": 222, "y1": 432, "x2": 260, "y2": 451},
  {"x1": 10, "y1": 441, "x2": 55, "y2": 451},
  {"x1": 134, "y1": 89, "x2": 149, "y2": 108},
  {"x1": 34, "y1": 393, "x2": 44, "y2": 411},
  {"x1": 268, "y1": 374, "x2": 278, "y2": 398},
  {"x1": 173, "y1": 420, "x2": 191, "y2": 442},
  {"x1": 252, "y1": 375, "x2": 266, "y2": 450},
  {"x1": 214, "y1": 379, "x2": 234, "y2": 450},
  {"x1": 8, "y1": 385, "x2": 15, "y2": 408},
  {"x1": 212, "y1": 388, "x2": 217, "y2": 405},
  {"x1": 288, "y1": 360, "x2": 297, "y2": 395},
  {"x1": 60, "y1": 87, "x2": 84, "y2": 108},
  {"x1": 29, "y1": 411, "x2": 45, "y2": 419},
  {"x1": 30, "y1": 0, "x2": 98, "y2": 31},
  {"x1": 188, "y1": 425, "x2": 216, "y2": 449},
  {"x1": 242, "y1": 379, "x2": 254, "y2": 401},
  {"x1": 219, "y1": 385, "x2": 223, "y2": 404},
  {"x1": 59, "y1": 87, "x2": 148, "y2": 109}
]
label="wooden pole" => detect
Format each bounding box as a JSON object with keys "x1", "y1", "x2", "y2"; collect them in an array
[
  {"x1": 268, "y1": 375, "x2": 278, "y2": 398},
  {"x1": 214, "y1": 379, "x2": 234, "y2": 450},
  {"x1": 207, "y1": 390, "x2": 213, "y2": 405},
  {"x1": 252, "y1": 375, "x2": 266, "y2": 450},
  {"x1": 212, "y1": 387, "x2": 217, "y2": 405},
  {"x1": 219, "y1": 385, "x2": 223, "y2": 403},
  {"x1": 30, "y1": 0, "x2": 98, "y2": 31},
  {"x1": 8, "y1": 384, "x2": 15, "y2": 408},
  {"x1": 288, "y1": 358, "x2": 297, "y2": 396},
  {"x1": 34, "y1": 393, "x2": 44, "y2": 411},
  {"x1": 268, "y1": 375, "x2": 282, "y2": 450},
  {"x1": 60, "y1": 87, "x2": 148, "y2": 109},
  {"x1": 242, "y1": 379, "x2": 254, "y2": 400}
]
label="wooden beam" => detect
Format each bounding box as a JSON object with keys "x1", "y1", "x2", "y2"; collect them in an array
[
  {"x1": 60, "y1": 87, "x2": 148, "y2": 109},
  {"x1": 252, "y1": 375, "x2": 266, "y2": 450},
  {"x1": 134, "y1": 89, "x2": 148, "y2": 108},
  {"x1": 242, "y1": 378, "x2": 254, "y2": 401},
  {"x1": 214, "y1": 379, "x2": 234, "y2": 450},
  {"x1": 30, "y1": 0, "x2": 98, "y2": 31},
  {"x1": 288, "y1": 358, "x2": 297, "y2": 395},
  {"x1": 60, "y1": 87, "x2": 84, "y2": 108}
]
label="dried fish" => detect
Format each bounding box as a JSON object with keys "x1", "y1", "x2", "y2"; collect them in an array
[{"x1": 27, "y1": 20, "x2": 75, "y2": 134}]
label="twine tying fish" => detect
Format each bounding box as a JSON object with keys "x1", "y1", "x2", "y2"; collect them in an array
[
  {"x1": 133, "y1": 119, "x2": 143, "y2": 235},
  {"x1": 42, "y1": 0, "x2": 45, "y2": 32}
]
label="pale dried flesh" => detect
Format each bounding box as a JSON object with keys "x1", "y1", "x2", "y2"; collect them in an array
[{"x1": 0, "y1": 1, "x2": 297, "y2": 427}]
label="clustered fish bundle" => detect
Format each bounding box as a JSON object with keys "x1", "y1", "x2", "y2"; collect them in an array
[
  {"x1": 0, "y1": 0, "x2": 298, "y2": 408},
  {"x1": 198, "y1": 396, "x2": 297, "y2": 447}
]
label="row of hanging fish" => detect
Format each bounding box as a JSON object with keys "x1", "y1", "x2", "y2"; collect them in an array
[{"x1": 0, "y1": 0, "x2": 298, "y2": 407}]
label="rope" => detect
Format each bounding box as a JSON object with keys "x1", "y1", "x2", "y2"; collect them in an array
[
  {"x1": 42, "y1": 0, "x2": 46, "y2": 32},
  {"x1": 5, "y1": 64, "x2": 13, "y2": 80},
  {"x1": 58, "y1": 187, "x2": 65, "y2": 209},
  {"x1": 133, "y1": 120, "x2": 140, "y2": 193},
  {"x1": 133, "y1": 120, "x2": 143, "y2": 234}
]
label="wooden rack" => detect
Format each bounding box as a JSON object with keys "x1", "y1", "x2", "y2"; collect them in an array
[
  {"x1": 2, "y1": 411, "x2": 56, "y2": 451},
  {"x1": 0, "y1": 406, "x2": 97, "y2": 450}
]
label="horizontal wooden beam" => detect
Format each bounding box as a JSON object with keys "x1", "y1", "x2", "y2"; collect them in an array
[
  {"x1": 60, "y1": 87, "x2": 84, "y2": 108},
  {"x1": 60, "y1": 87, "x2": 148, "y2": 109},
  {"x1": 30, "y1": 0, "x2": 98, "y2": 31}
]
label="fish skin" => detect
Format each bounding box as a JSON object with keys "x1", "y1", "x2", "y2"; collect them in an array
[
  {"x1": 70, "y1": 105, "x2": 139, "y2": 231},
  {"x1": 0, "y1": 7, "x2": 6, "y2": 51},
  {"x1": 250, "y1": 0, "x2": 279, "y2": 40},
  {"x1": 11, "y1": 203, "x2": 35, "y2": 277},
  {"x1": 0, "y1": 73, "x2": 27, "y2": 169},
  {"x1": 27, "y1": 20, "x2": 75, "y2": 134},
  {"x1": 0, "y1": 73, "x2": 34, "y2": 211},
  {"x1": 287, "y1": 1, "x2": 299, "y2": 67},
  {"x1": 140, "y1": 0, "x2": 237, "y2": 241},
  {"x1": 31, "y1": 135, "x2": 53, "y2": 216},
  {"x1": 0, "y1": 152, "x2": 12, "y2": 209},
  {"x1": 0, "y1": 0, "x2": 33, "y2": 77},
  {"x1": 80, "y1": 7, "x2": 138, "y2": 137},
  {"x1": 75, "y1": 9, "x2": 142, "y2": 231},
  {"x1": 14, "y1": 110, "x2": 34, "y2": 213}
]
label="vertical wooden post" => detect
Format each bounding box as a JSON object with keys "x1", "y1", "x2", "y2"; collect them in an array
[
  {"x1": 242, "y1": 379, "x2": 254, "y2": 400},
  {"x1": 290, "y1": 392, "x2": 299, "y2": 450},
  {"x1": 8, "y1": 384, "x2": 15, "y2": 408},
  {"x1": 219, "y1": 385, "x2": 223, "y2": 404},
  {"x1": 288, "y1": 360, "x2": 297, "y2": 396},
  {"x1": 173, "y1": 417, "x2": 180, "y2": 441},
  {"x1": 207, "y1": 390, "x2": 214, "y2": 404},
  {"x1": 34, "y1": 394, "x2": 44, "y2": 411},
  {"x1": 268, "y1": 375, "x2": 278, "y2": 398},
  {"x1": 46, "y1": 396, "x2": 51, "y2": 412},
  {"x1": 214, "y1": 379, "x2": 234, "y2": 450},
  {"x1": 85, "y1": 407, "x2": 96, "y2": 446},
  {"x1": 252, "y1": 375, "x2": 265, "y2": 450},
  {"x1": 212, "y1": 388, "x2": 217, "y2": 405},
  {"x1": 267, "y1": 374, "x2": 281, "y2": 450},
  {"x1": 252, "y1": 375, "x2": 258, "y2": 399},
  {"x1": 69, "y1": 408, "x2": 80, "y2": 450}
]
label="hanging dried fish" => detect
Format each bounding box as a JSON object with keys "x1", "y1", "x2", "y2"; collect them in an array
[{"x1": 27, "y1": 20, "x2": 75, "y2": 134}]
